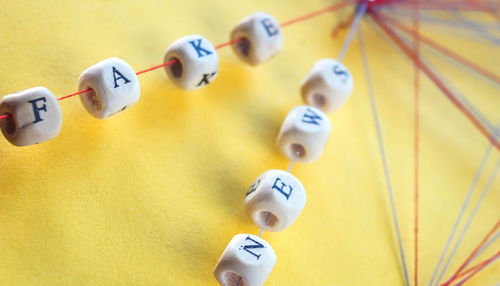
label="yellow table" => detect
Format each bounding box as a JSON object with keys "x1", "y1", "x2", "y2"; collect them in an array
[{"x1": 0, "y1": 0, "x2": 499, "y2": 285}]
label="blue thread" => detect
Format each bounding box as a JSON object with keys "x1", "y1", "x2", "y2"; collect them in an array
[
  {"x1": 287, "y1": 150, "x2": 300, "y2": 173},
  {"x1": 258, "y1": 212, "x2": 271, "y2": 237},
  {"x1": 358, "y1": 26, "x2": 410, "y2": 286},
  {"x1": 435, "y1": 158, "x2": 500, "y2": 286},
  {"x1": 366, "y1": 20, "x2": 498, "y2": 136},
  {"x1": 428, "y1": 132, "x2": 497, "y2": 286},
  {"x1": 337, "y1": 1, "x2": 368, "y2": 61}
]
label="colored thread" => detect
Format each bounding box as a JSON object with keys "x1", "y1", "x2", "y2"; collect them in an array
[
  {"x1": 441, "y1": 219, "x2": 500, "y2": 285},
  {"x1": 134, "y1": 59, "x2": 179, "y2": 76},
  {"x1": 0, "y1": 1, "x2": 354, "y2": 120},
  {"x1": 331, "y1": 12, "x2": 355, "y2": 38},
  {"x1": 366, "y1": 21, "x2": 498, "y2": 138},
  {"x1": 454, "y1": 252, "x2": 500, "y2": 285},
  {"x1": 258, "y1": 213, "x2": 271, "y2": 237},
  {"x1": 464, "y1": 0, "x2": 500, "y2": 21},
  {"x1": 358, "y1": 25, "x2": 411, "y2": 286},
  {"x1": 469, "y1": 230, "x2": 500, "y2": 264},
  {"x1": 387, "y1": 1, "x2": 500, "y2": 11},
  {"x1": 379, "y1": 12, "x2": 500, "y2": 86},
  {"x1": 57, "y1": 88, "x2": 92, "y2": 101},
  {"x1": 214, "y1": 38, "x2": 244, "y2": 50},
  {"x1": 381, "y1": 7, "x2": 500, "y2": 46},
  {"x1": 412, "y1": 1, "x2": 420, "y2": 285},
  {"x1": 337, "y1": 1, "x2": 368, "y2": 61},
  {"x1": 280, "y1": 0, "x2": 355, "y2": 28},
  {"x1": 287, "y1": 150, "x2": 301, "y2": 173},
  {"x1": 371, "y1": 10, "x2": 500, "y2": 152},
  {"x1": 436, "y1": 158, "x2": 500, "y2": 286},
  {"x1": 373, "y1": 10, "x2": 499, "y2": 135},
  {"x1": 427, "y1": 121, "x2": 499, "y2": 286},
  {"x1": 454, "y1": 249, "x2": 500, "y2": 281}
]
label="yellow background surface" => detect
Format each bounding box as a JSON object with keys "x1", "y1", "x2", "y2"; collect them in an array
[{"x1": 0, "y1": 0, "x2": 499, "y2": 285}]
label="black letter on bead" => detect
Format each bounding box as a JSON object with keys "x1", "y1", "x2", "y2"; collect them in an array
[
  {"x1": 260, "y1": 18, "x2": 279, "y2": 37},
  {"x1": 272, "y1": 177, "x2": 293, "y2": 200},
  {"x1": 28, "y1": 97, "x2": 48, "y2": 123},
  {"x1": 188, "y1": 39, "x2": 213, "y2": 58},
  {"x1": 332, "y1": 64, "x2": 349, "y2": 83},
  {"x1": 196, "y1": 72, "x2": 217, "y2": 87},
  {"x1": 112, "y1": 67, "x2": 131, "y2": 88},
  {"x1": 239, "y1": 236, "x2": 265, "y2": 260},
  {"x1": 246, "y1": 178, "x2": 261, "y2": 197},
  {"x1": 302, "y1": 108, "x2": 323, "y2": 126}
]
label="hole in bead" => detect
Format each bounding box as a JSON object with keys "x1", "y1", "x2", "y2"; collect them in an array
[
  {"x1": 313, "y1": 93, "x2": 326, "y2": 108},
  {"x1": 3, "y1": 113, "x2": 16, "y2": 135},
  {"x1": 168, "y1": 57, "x2": 183, "y2": 78},
  {"x1": 84, "y1": 87, "x2": 102, "y2": 112},
  {"x1": 259, "y1": 211, "x2": 278, "y2": 228},
  {"x1": 224, "y1": 272, "x2": 245, "y2": 286},
  {"x1": 290, "y1": 143, "x2": 306, "y2": 159},
  {"x1": 235, "y1": 37, "x2": 251, "y2": 57}
]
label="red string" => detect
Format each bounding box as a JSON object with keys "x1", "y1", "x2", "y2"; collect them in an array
[
  {"x1": 453, "y1": 253, "x2": 500, "y2": 285},
  {"x1": 214, "y1": 38, "x2": 244, "y2": 50},
  {"x1": 135, "y1": 59, "x2": 178, "y2": 76},
  {"x1": 331, "y1": 10, "x2": 355, "y2": 38},
  {"x1": 0, "y1": 0, "x2": 354, "y2": 119},
  {"x1": 454, "y1": 250, "x2": 500, "y2": 280},
  {"x1": 412, "y1": 1, "x2": 420, "y2": 285},
  {"x1": 392, "y1": 1, "x2": 500, "y2": 11},
  {"x1": 57, "y1": 88, "x2": 92, "y2": 101},
  {"x1": 371, "y1": 10, "x2": 500, "y2": 152},
  {"x1": 464, "y1": 0, "x2": 500, "y2": 21},
  {"x1": 379, "y1": 12, "x2": 500, "y2": 86},
  {"x1": 440, "y1": 220, "x2": 500, "y2": 285}
]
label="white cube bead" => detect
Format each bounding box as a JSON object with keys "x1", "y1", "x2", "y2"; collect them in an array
[
  {"x1": 230, "y1": 12, "x2": 283, "y2": 66},
  {"x1": 301, "y1": 59, "x2": 354, "y2": 113},
  {"x1": 163, "y1": 35, "x2": 219, "y2": 90},
  {"x1": 245, "y1": 169, "x2": 306, "y2": 232},
  {"x1": 0, "y1": 87, "x2": 62, "y2": 146},
  {"x1": 214, "y1": 234, "x2": 276, "y2": 286},
  {"x1": 78, "y1": 57, "x2": 140, "y2": 119},
  {"x1": 277, "y1": 105, "x2": 331, "y2": 163}
]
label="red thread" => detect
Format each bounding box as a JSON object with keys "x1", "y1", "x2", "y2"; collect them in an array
[
  {"x1": 57, "y1": 88, "x2": 92, "y2": 101},
  {"x1": 214, "y1": 38, "x2": 244, "y2": 50},
  {"x1": 453, "y1": 252, "x2": 500, "y2": 285},
  {"x1": 412, "y1": 1, "x2": 420, "y2": 285},
  {"x1": 0, "y1": 1, "x2": 354, "y2": 120},
  {"x1": 371, "y1": 11, "x2": 500, "y2": 152},
  {"x1": 454, "y1": 250, "x2": 500, "y2": 280},
  {"x1": 135, "y1": 59, "x2": 178, "y2": 76},
  {"x1": 463, "y1": 0, "x2": 500, "y2": 21},
  {"x1": 331, "y1": 11, "x2": 355, "y2": 38},
  {"x1": 390, "y1": 1, "x2": 500, "y2": 11},
  {"x1": 380, "y1": 12, "x2": 500, "y2": 86},
  {"x1": 440, "y1": 220, "x2": 500, "y2": 285}
]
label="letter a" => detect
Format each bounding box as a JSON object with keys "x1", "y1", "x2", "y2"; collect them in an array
[{"x1": 112, "y1": 66, "x2": 131, "y2": 88}]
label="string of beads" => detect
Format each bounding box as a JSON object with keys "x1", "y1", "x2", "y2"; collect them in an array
[{"x1": 0, "y1": 2, "x2": 358, "y2": 286}]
